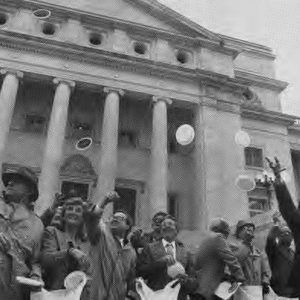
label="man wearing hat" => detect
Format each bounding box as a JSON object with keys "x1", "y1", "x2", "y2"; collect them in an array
[
  {"x1": 0, "y1": 165, "x2": 44, "y2": 300},
  {"x1": 192, "y1": 218, "x2": 245, "y2": 300},
  {"x1": 231, "y1": 220, "x2": 271, "y2": 295}
]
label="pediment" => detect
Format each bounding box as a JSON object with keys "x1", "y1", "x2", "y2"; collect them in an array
[{"x1": 26, "y1": 0, "x2": 221, "y2": 41}]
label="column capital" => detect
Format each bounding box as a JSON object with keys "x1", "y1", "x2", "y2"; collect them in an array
[
  {"x1": 0, "y1": 69, "x2": 23, "y2": 79},
  {"x1": 103, "y1": 87, "x2": 125, "y2": 97},
  {"x1": 152, "y1": 96, "x2": 172, "y2": 105},
  {"x1": 53, "y1": 78, "x2": 75, "y2": 89}
]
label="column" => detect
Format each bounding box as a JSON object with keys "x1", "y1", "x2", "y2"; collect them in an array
[
  {"x1": 94, "y1": 87, "x2": 123, "y2": 205},
  {"x1": 193, "y1": 103, "x2": 210, "y2": 231},
  {"x1": 36, "y1": 78, "x2": 75, "y2": 214},
  {"x1": 149, "y1": 96, "x2": 172, "y2": 216},
  {"x1": 0, "y1": 69, "x2": 23, "y2": 170}
]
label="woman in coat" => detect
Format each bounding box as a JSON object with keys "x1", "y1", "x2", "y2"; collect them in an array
[{"x1": 41, "y1": 197, "x2": 91, "y2": 299}]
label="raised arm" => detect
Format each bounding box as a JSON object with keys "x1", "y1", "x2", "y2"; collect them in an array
[{"x1": 83, "y1": 191, "x2": 120, "y2": 245}]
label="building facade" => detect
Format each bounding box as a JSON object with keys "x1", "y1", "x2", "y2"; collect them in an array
[{"x1": 0, "y1": 0, "x2": 298, "y2": 243}]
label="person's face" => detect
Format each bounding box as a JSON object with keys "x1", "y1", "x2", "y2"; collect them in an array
[
  {"x1": 64, "y1": 204, "x2": 83, "y2": 227},
  {"x1": 4, "y1": 178, "x2": 30, "y2": 203},
  {"x1": 161, "y1": 218, "x2": 178, "y2": 242},
  {"x1": 238, "y1": 225, "x2": 255, "y2": 242},
  {"x1": 279, "y1": 228, "x2": 292, "y2": 246},
  {"x1": 151, "y1": 215, "x2": 165, "y2": 232},
  {"x1": 110, "y1": 212, "x2": 129, "y2": 236}
]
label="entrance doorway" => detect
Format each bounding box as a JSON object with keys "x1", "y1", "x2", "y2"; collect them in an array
[
  {"x1": 114, "y1": 187, "x2": 136, "y2": 224},
  {"x1": 61, "y1": 181, "x2": 89, "y2": 200}
]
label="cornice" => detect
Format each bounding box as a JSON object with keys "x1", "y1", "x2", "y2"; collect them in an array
[
  {"x1": 220, "y1": 34, "x2": 276, "y2": 59},
  {"x1": 235, "y1": 69, "x2": 288, "y2": 92},
  {"x1": 0, "y1": 30, "x2": 248, "y2": 94},
  {"x1": 241, "y1": 108, "x2": 295, "y2": 126}
]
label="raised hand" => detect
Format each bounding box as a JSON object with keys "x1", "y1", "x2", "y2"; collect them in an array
[
  {"x1": 265, "y1": 157, "x2": 286, "y2": 180},
  {"x1": 103, "y1": 191, "x2": 120, "y2": 205}
]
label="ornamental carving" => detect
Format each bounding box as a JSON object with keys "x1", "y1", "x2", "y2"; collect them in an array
[
  {"x1": 60, "y1": 154, "x2": 96, "y2": 177},
  {"x1": 241, "y1": 88, "x2": 263, "y2": 109}
]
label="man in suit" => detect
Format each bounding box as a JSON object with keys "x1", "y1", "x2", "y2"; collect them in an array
[
  {"x1": 137, "y1": 215, "x2": 198, "y2": 300},
  {"x1": 130, "y1": 211, "x2": 168, "y2": 254},
  {"x1": 266, "y1": 221, "x2": 295, "y2": 297},
  {"x1": 192, "y1": 218, "x2": 245, "y2": 300}
]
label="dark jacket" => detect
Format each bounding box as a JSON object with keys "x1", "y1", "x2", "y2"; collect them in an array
[
  {"x1": 265, "y1": 225, "x2": 295, "y2": 297},
  {"x1": 137, "y1": 239, "x2": 198, "y2": 300},
  {"x1": 41, "y1": 226, "x2": 91, "y2": 296},
  {"x1": 194, "y1": 232, "x2": 245, "y2": 300},
  {"x1": 273, "y1": 181, "x2": 300, "y2": 295}
]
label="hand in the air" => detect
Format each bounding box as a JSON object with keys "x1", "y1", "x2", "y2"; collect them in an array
[
  {"x1": 0, "y1": 233, "x2": 11, "y2": 252},
  {"x1": 272, "y1": 211, "x2": 281, "y2": 225},
  {"x1": 265, "y1": 157, "x2": 286, "y2": 180},
  {"x1": 103, "y1": 191, "x2": 120, "y2": 205}
]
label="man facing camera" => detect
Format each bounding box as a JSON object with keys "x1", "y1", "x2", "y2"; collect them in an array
[{"x1": 137, "y1": 215, "x2": 198, "y2": 300}]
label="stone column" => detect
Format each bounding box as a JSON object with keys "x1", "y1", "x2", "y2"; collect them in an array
[
  {"x1": 94, "y1": 87, "x2": 123, "y2": 205},
  {"x1": 36, "y1": 78, "x2": 75, "y2": 214},
  {"x1": 149, "y1": 96, "x2": 172, "y2": 216},
  {"x1": 192, "y1": 103, "x2": 210, "y2": 231},
  {"x1": 0, "y1": 69, "x2": 23, "y2": 171}
]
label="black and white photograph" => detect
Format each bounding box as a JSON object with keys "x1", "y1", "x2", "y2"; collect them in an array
[{"x1": 0, "y1": 0, "x2": 299, "y2": 299}]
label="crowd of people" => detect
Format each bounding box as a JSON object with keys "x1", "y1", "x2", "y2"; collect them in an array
[{"x1": 0, "y1": 157, "x2": 299, "y2": 300}]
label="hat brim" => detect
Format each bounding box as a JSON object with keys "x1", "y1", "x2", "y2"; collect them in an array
[
  {"x1": 235, "y1": 222, "x2": 255, "y2": 236},
  {"x1": 2, "y1": 172, "x2": 39, "y2": 202}
]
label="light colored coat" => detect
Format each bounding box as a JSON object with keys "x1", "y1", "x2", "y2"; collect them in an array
[
  {"x1": 87, "y1": 220, "x2": 136, "y2": 300},
  {"x1": 230, "y1": 241, "x2": 271, "y2": 285}
]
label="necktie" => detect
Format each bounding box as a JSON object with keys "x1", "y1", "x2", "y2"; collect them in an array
[{"x1": 166, "y1": 243, "x2": 175, "y2": 258}]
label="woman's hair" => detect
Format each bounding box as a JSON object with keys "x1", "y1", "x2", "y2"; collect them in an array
[{"x1": 50, "y1": 197, "x2": 88, "y2": 241}]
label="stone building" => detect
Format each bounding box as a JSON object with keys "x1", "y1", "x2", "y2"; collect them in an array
[{"x1": 0, "y1": 0, "x2": 299, "y2": 242}]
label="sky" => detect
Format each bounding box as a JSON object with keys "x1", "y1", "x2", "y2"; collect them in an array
[{"x1": 159, "y1": 0, "x2": 300, "y2": 116}]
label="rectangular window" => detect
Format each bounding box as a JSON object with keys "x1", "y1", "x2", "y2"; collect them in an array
[
  {"x1": 248, "y1": 197, "x2": 270, "y2": 217},
  {"x1": 118, "y1": 130, "x2": 138, "y2": 148},
  {"x1": 245, "y1": 147, "x2": 263, "y2": 168},
  {"x1": 25, "y1": 114, "x2": 46, "y2": 133}
]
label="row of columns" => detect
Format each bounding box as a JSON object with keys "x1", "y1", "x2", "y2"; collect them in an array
[{"x1": 0, "y1": 69, "x2": 174, "y2": 219}]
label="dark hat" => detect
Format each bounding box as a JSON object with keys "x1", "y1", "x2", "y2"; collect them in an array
[
  {"x1": 2, "y1": 166, "x2": 39, "y2": 202},
  {"x1": 209, "y1": 218, "x2": 230, "y2": 235},
  {"x1": 235, "y1": 220, "x2": 255, "y2": 236},
  {"x1": 152, "y1": 211, "x2": 168, "y2": 220}
]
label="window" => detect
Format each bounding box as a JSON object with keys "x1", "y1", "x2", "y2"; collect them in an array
[
  {"x1": 245, "y1": 147, "x2": 263, "y2": 168},
  {"x1": 114, "y1": 187, "x2": 136, "y2": 224},
  {"x1": 118, "y1": 130, "x2": 137, "y2": 148},
  {"x1": 25, "y1": 114, "x2": 46, "y2": 133},
  {"x1": 61, "y1": 181, "x2": 89, "y2": 201},
  {"x1": 168, "y1": 194, "x2": 178, "y2": 219},
  {"x1": 248, "y1": 197, "x2": 270, "y2": 217}
]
